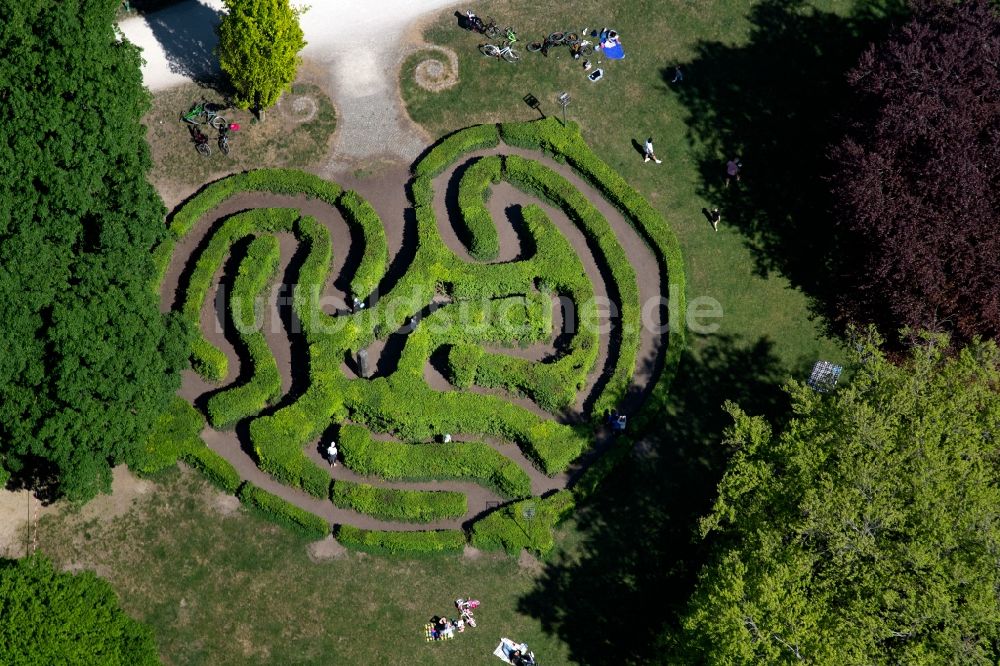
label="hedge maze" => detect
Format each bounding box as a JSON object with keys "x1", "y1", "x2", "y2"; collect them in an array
[{"x1": 149, "y1": 118, "x2": 686, "y2": 557}]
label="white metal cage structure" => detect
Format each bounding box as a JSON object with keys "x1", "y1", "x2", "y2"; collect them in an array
[{"x1": 807, "y1": 361, "x2": 843, "y2": 393}]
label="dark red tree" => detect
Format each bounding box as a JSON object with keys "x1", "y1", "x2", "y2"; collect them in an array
[{"x1": 830, "y1": 0, "x2": 1000, "y2": 345}]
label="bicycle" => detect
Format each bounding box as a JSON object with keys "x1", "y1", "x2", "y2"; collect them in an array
[
  {"x1": 189, "y1": 126, "x2": 211, "y2": 157},
  {"x1": 568, "y1": 37, "x2": 594, "y2": 57},
  {"x1": 466, "y1": 12, "x2": 501, "y2": 39},
  {"x1": 181, "y1": 99, "x2": 228, "y2": 130},
  {"x1": 479, "y1": 40, "x2": 519, "y2": 62},
  {"x1": 527, "y1": 34, "x2": 558, "y2": 55},
  {"x1": 218, "y1": 127, "x2": 230, "y2": 156}
]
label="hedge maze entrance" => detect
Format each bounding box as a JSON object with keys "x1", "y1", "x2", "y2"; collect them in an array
[{"x1": 149, "y1": 118, "x2": 686, "y2": 557}]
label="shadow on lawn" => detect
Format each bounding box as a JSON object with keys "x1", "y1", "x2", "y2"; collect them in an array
[
  {"x1": 520, "y1": 334, "x2": 794, "y2": 665},
  {"x1": 668, "y1": 0, "x2": 907, "y2": 335}
]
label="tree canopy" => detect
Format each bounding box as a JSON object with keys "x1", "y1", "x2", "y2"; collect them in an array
[
  {"x1": 216, "y1": 0, "x2": 306, "y2": 117},
  {"x1": 0, "y1": 0, "x2": 187, "y2": 500},
  {"x1": 829, "y1": 0, "x2": 1000, "y2": 345},
  {"x1": 674, "y1": 331, "x2": 1000, "y2": 663},
  {"x1": 0, "y1": 556, "x2": 160, "y2": 665}
]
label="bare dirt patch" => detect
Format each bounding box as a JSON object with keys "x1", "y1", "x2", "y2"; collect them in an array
[
  {"x1": 518, "y1": 550, "x2": 545, "y2": 575},
  {"x1": 307, "y1": 535, "x2": 348, "y2": 562}
]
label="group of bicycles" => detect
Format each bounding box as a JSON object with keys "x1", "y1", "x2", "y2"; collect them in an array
[
  {"x1": 180, "y1": 99, "x2": 237, "y2": 157},
  {"x1": 467, "y1": 11, "x2": 594, "y2": 64}
]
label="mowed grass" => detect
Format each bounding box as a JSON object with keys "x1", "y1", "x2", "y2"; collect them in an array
[
  {"x1": 36, "y1": 466, "x2": 575, "y2": 666},
  {"x1": 144, "y1": 79, "x2": 336, "y2": 201},
  {"x1": 403, "y1": 0, "x2": 856, "y2": 370}
]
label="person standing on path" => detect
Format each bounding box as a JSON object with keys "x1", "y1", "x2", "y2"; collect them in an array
[
  {"x1": 643, "y1": 137, "x2": 662, "y2": 164},
  {"x1": 326, "y1": 441, "x2": 338, "y2": 467}
]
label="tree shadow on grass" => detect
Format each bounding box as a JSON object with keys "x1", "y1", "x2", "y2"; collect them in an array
[
  {"x1": 144, "y1": 0, "x2": 224, "y2": 85},
  {"x1": 519, "y1": 334, "x2": 794, "y2": 665},
  {"x1": 668, "y1": 0, "x2": 907, "y2": 334}
]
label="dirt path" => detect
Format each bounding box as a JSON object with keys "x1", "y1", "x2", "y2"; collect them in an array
[{"x1": 161, "y1": 146, "x2": 667, "y2": 531}]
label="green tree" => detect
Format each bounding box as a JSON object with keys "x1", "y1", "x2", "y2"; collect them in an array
[
  {"x1": 0, "y1": 0, "x2": 187, "y2": 500},
  {"x1": 216, "y1": 0, "x2": 306, "y2": 120},
  {"x1": 0, "y1": 556, "x2": 160, "y2": 665},
  {"x1": 675, "y1": 331, "x2": 1000, "y2": 664}
]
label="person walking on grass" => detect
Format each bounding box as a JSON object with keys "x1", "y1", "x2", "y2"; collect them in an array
[
  {"x1": 643, "y1": 137, "x2": 662, "y2": 164},
  {"x1": 671, "y1": 65, "x2": 684, "y2": 83},
  {"x1": 708, "y1": 207, "x2": 721, "y2": 231}
]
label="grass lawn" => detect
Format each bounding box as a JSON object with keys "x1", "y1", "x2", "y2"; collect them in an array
[
  {"x1": 399, "y1": 0, "x2": 897, "y2": 372},
  {"x1": 144, "y1": 78, "x2": 336, "y2": 203},
  {"x1": 35, "y1": 466, "x2": 577, "y2": 666}
]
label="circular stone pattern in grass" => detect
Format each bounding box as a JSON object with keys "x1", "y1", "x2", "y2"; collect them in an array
[
  {"x1": 152, "y1": 119, "x2": 686, "y2": 558},
  {"x1": 411, "y1": 46, "x2": 459, "y2": 92}
]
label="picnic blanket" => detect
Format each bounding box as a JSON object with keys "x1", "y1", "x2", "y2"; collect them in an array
[
  {"x1": 424, "y1": 623, "x2": 455, "y2": 642},
  {"x1": 493, "y1": 637, "x2": 533, "y2": 663},
  {"x1": 601, "y1": 41, "x2": 625, "y2": 59}
]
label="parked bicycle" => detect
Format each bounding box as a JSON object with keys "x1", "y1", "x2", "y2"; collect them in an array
[
  {"x1": 189, "y1": 126, "x2": 211, "y2": 157},
  {"x1": 465, "y1": 11, "x2": 500, "y2": 38},
  {"x1": 527, "y1": 31, "x2": 589, "y2": 56},
  {"x1": 480, "y1": 39, "x2": 519, "y2": 62},
  {"x1": 181, "y1": 99, "x2": 229, "y2": 130},
  {"x1": 217, "y1": 125, "x2": 231, "y2": 156}
]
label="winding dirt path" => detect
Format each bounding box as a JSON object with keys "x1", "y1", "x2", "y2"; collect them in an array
[{"x1": 160, "y1": 148, "x2": 667, "y2": 531}]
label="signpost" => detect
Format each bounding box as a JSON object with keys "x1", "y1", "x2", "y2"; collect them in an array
[{"x1": 557, "y1": 92, "x2": 571, "y2": 126}]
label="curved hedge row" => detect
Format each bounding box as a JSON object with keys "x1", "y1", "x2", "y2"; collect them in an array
[
  {"x1": 413, "y1": 123, "x2": 500, "y2": 179},
  {"x1": 330, "y1": 479, "x2": 467, "y2": 523},
  {"x1": 249, "y1": 214, "x2": 336, "y2": 498},
  {"x1": 181, "y1": 208, "x2": 299, "y2": 380},
  {"x1": 503, "y1": 154, "x2": 641, "y2": 415},
  {"x1": 338, "y1": 424, "x2": 532, "y2": 499},
  {"x1": 497, "y1": 118, "x2": 688, "y2": 496},
  {"x1": 470, "y1": 490, "x2": 575, "y2": 558},
  {"x1": 168, "y1": 168, "x2": 343, "y2": 239},
  {"x1": 237, "y1": 481, "x2": 329, "y2": 539},
  {"x1": 206, "y1": 234, "x2": 282, "y2": 429},
  {"x1": 335, "y1": 525, "x2": 466, "y2": 556},
  {"x1": 455, "y1": 155, "x2": 502, "y2": 260},
  {"x1": 337, "y1": 189, "x2": 388, "y2": 298}
]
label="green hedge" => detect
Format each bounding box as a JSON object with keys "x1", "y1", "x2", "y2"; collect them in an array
[
  {"x1": 206, "y1": 235, "x2": 283, "y2": 428},
  {"x1": 503, "y1": 154, "x2": 640, "y2": 414},
  {"x1": 330, "y1": 479, "x2": 467, "y2": 523},
  {"x1": 181, "y1": 208, "x2": 299, "y2": 380},
  {"x1": 168, "y1": 168, "x2": 343, "y2": 239},
  {"x1": 470, "y1": 490, "x2": 575, "y2": 557},
  {"x1": 413, "y1": 123, "x2": 500, "y2": 178},
  {"x1": 337, "y1": 189, "x2": 388, "y2": 298},
  {"x1": 455, "y1": 156, "x2": 502, "y2": 260},
  {"x1": 338, "y1": 424, "x2": 531, "y2": 498},
  {"x1": 347, "y1": 375, "x2": 589, "y2": 475},
  {"x1": 131, "y1": 397, "x2": 205, "y2": 474},
  {"x1": 248, "y1": 215, "x2": 341, "y2": 498},
  {"x1": 237, "y1": 482, "x2": 329, "y2": 539},
  {"x1": 496, "y1": 117, "x2": 688, "y2": 495},
  {"x1": 335, "y1": 525, "x2": 466, "y2": 556},
  {"x1": 182, "y1": 446, "x2": 241, "y2": 494},
  {"x1": 151, "y1": 238, "x2": 174, "y2": 294}
]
